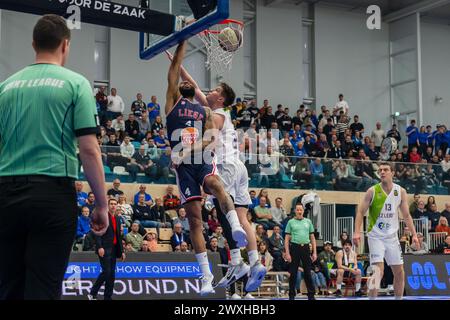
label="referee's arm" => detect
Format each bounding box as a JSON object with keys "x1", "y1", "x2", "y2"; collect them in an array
[{"x1": 75, "y1": 79, "x2": 109, "y2": 235}]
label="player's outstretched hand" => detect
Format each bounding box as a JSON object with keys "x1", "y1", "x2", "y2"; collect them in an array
[{"x1": 91, "y1": 205, "x2": 109, "y2": 236}]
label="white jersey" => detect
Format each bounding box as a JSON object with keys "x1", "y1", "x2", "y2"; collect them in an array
[
  {"x1": 367, "y1": 183, "x2": 402, "y2": 239},
  {"x1": 214, "y1": 108, "x2": 240, "y2": 165}
]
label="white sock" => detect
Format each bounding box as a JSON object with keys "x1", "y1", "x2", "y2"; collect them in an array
[
  {"x1": 337, "y1": 284, "x2": 342, "y2": 290},
  {"x1": 248, "y1": 250, "x2": 258, "y2": 267},
  {"x1": 195, "y1": 252, "x2": 212, "y2": 277},
  {"x1": 230, "y1": 249, "x2": 242, "y2": 266},
  {"x1": 226, "y1": 210, "x2": 241, "y2": 229},
  {"x1": 355, "y1": 283, "x2": 361, "y2": 291}
]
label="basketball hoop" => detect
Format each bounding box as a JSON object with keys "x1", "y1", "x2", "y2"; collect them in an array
[{"x1": 197, "y1": 19, "x2": 244, "y2": 75}]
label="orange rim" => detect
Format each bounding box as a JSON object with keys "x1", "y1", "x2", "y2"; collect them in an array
[{"x1": 200, "y1": 19, "x2": 244, "y2": 35}]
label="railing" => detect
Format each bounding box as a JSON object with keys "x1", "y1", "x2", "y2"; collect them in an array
[
  {"x1": 79, "y1": 144, "x2": 450, "y2": 195},
  {"x1": 428, "y1": 232, "x2": 448, "y2": 251},
  {"x1": 318, "y1": 203, "x2": 336, "y2": 245},
  {"x1": 399, "y1": 218, "x2": 429, "y2": 246}
]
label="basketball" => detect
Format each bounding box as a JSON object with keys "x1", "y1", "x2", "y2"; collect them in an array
[{"x1": 217, "y1": 27, "x2": 243, "y2": 52}]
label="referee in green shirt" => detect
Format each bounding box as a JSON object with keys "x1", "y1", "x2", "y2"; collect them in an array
[
  {"x1": 0, "y1": 15, "x2": 109, "y2": 300},
  {"x1": 285, "y1": 203, "x2": 317, "y2": 300}
]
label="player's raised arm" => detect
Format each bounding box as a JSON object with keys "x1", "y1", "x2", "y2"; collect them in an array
[
  {"x1": 399, "y1": 187, "x2": 419, "y2": 247},
  {"x1": 166, "y1": 50, "x2": 208, "y2": 107},
  {"x1": 353, "y1": 187, "x2": 374, "y2": 247},
  {"x1": 165, "y1": 41, "x2": 187, "y2": 115}
]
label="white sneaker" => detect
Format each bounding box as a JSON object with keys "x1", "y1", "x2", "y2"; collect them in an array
[
  {"x1": 243, "y1": 293, "x2": 255, "y2": 299},
  {"x1": 388, "y1": 285, "x2": 394, "y2": 292},
  {"x1": 232, "y1": 225, "x2": 248, "y2": 248},
  {"x1": 230, "y1": 293, "x2": 242, "y2": 300},
  {"x1": 200, "y1": 274, "x2": 216, "y2": 296},
  {"x1": 216, "y1": 260, "x2": 251, "y2": 288},
  {"x1": 245, "y1": 262, "x2": 267, "y2": 292},
  {"x1": 87, "y1": 294, "x2": 97, "y2": 300}
]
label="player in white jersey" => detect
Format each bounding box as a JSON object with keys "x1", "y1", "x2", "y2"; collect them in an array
[
  {"x1": 353, "y1": 162, "x2": 419, "y2": 299},
  {"x1": 166, "y1": 51, "x2": 266, "y2": 294}
]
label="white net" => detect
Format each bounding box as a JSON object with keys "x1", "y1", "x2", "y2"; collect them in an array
[{"x1": 197, "y1": 20, "x2": 244, "y2": 75}]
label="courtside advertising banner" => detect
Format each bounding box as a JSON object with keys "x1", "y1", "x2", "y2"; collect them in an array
[
  {"x1": 404, "y1": 254, "x2": 450, "y2": 296},
  {"x1": 62, "y1": 252, "x2": 226, "y2": 300}
]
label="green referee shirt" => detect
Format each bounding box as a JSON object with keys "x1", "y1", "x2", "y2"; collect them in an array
[
  {"x1": 0, "y1": 63, "x2": 99, "y2": 179},
  {"x1": 285, "y1": 217, "x2": 314, "y2": 245}
]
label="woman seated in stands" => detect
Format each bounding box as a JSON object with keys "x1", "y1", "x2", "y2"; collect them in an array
[
  {"x1": 435, "y1": 216, "x2": 450, "y2": 235},
  {"x1": 258, "y1": 241, "x2": 273, "y2": 272}
]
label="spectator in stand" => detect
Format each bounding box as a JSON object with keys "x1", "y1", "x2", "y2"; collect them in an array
[
  {"x1": 335, "y1": 115, "x2": 349, "y2": 141},
  {"x1": 137, "y1": 111, "x2": 151, "y2": 139},
  {"x1": 371, "y1": 122, "x2": 385, "y2": 152},
  {"x1": 423, "y1": 146, "x2": 434, "y2": 163},
  {"x1": 259, "y1": 99, "x2": 270, "y2": 116},
  {"x1": 270, "y1": 197, "x2": 288, "y2": 227},
  {"x1": 125, "y1": 113, "x2": 140, "y2": 141},
  {"x1": 211, "y1": 226, "x2": 226, "y2": 249},
  {"x1": 151, "y1": 116, "x2": 164, "y2": 137},
  {"x1": 436, "y1": 235, "x2": 450, "y2": 254},
  {"x1": 342, "y1": 135, "x2": 356, "y2": 157},
  {"x1": 150, "y1": 197, "x2": 172, "y2": 228},
  {"x1": 132, "y1": 194, "x2": 159, "y2": 229},
  {"x1": 261, "y1": 106, "x2": 276, "y2": 129},
  {"x1": 334, "y1": 240, "x2": 362, "y2": 297},
  {"x1": 104, "y1": 119, "x2": 116, "y2": 137},
  {"x1": 84, "y1": 192, "x2": 96, "y2": 214},
  {"x1": 258, "y1": 241, "x2": 273, "y2": 272},
  {"x1": 171, "y1": 223, "x2": 190, "y2": 251},
  {"x1": 207, "y1": 207, "x2": 220, "y2": 235},
  {"x1": 426, "y1": 203, "x2": 441, "y2": 232},
  {"x1": 154, "y1": 128, "x2": 170, "y2": 149},
  {"x1": 107, "y1": 179, "x2": 124, "y2": 199},
  {"x1": 441, "y1": 154, "x2": 450, "y2": 181},
  {"x1": 75, "y1": 181, "x2": 88, "y2": 207},
  {"x1": 303, "y1": 135, "x2": 316, "y2": 156},
  {"x1": 174, "y1": 207, "x2": 190, "y2": 235},
  {"x1": 406, "y1": 119, "x2": 419, "y2": 151},
  {"x1": 208, "y1": 236, "x2": 228, "y2": 276},
  {"x1": 409, "y1": 146, "x2": 422, "y2": 163},
  {"x1": 96, "y1": 86, "x2": 109, "y2": 124},
  {"x1": 131, "y1": 93, "x2": 147, "y2": 118},
  {"x1": 336, "y1": 231, "x2": 349, "y2": 249},
  {"x1": 257, "y1": 189, "x2": 272, "y2": 208},
  {"x1": 334, "y1": 94, "x2": 350, "y2": 115},
  {"x1": 120, "y1": 136, "x2": 135, "y2": 164},
  {"x1": 107, "y1": 88, "x2": 125, "y2": 120},
  {"x1": 274, "y1": 104, "x2": 284, "y2": 119},
  {"x1": 147, "y1": 95, "x2": 161, "y2": 126},
  {"x1": 125, "y1": 222, "x2": 143, "y2": 252},
  {"x1": 75, "y1": 207, "x2": 91, "y2": 244},
  {"x1": 127, "y1": 145, "x2": 157, "y2": 182},
  {"x1": 236, "y1": 100, "x2": 252, "y2": 131},
  {"x1": 140, "y1": 240, "x2": 151, "y2": 252},
  {"x1": 426, "y1": 196, "x2": 436, "y2": 211},
  {"x1": 352, "y1": 131, "x2": 364, "y2": 151},
  {"x1": 268, "y1": 225, "x2": 286, "y2": 271},
  {"x1": 255, "y1": 224, "x2": 269, "y2": 244},
  {"x1": 144, "y1": 138, "x2": 158, "y2": 160},
  {"x1": 247, "y1": 99, "x2": 260, "y2": 127},
  {"x1": 409, "y1": 193, "x2": 420, "y2": 215},
  {"x1": 417, "y1": 126, "x2": 429, "y2": 155},
  {"x1": 280, "y1": 137, "x2": 295, "y2": 158},
  {"x1": 379, "y1": 146, "x2": 390, "y2": 161},
  {"x1": 441, "y1": 203, "x2": 450, "y2": 223},
  {"x1": 254, "y1": 196, "x2": 279, "y2": 230},
  {"x1": 401, "y1": 145, "x2": 410, "y2": 163},
  {"x1": 249, "y1": 190, "x2": 258, "y2": 210},
  {"x1": 117, "y1": 194, "x2": 133, "y2": 227},
  {"x1": 323, "y1": 118, "x2": 335, "y2": 138},
  {"x1": 366, "y1": 142, "x2": 380, "y2": 161},
  {"x1": 278, "y1": 108, "x2": 293, "y2": 135},
  {"x1": 318, "y1": 241, "x2": 336, "y2": 283},
  {"x1": 310, "y1": 158, "x2": 326, "y2": 187},
  {"x1": 179, "y1": 241, "x2": 190, "y2": 253},
  {"x1": 435, "y1": 217, "x2": 450, "y2": 235},
  {"x1": 133, "y1": 184, "x2": 153, "y2": 205},
  {"x1": 111, "y1": 113, "x2": 126, "y2": 133},
  {"x1": 329, "y1": 140, "x2": 346, "y2": 159},
  {"x1": 349, "y1": 115, "x2": 364, "y2": 136},
  {"x1": 408, "y1": 232, "x2": 429, "y2": 254},
  {"x1": 143, "y1": 231, "x2": 158, "y2": 252},
  {"x1": 163, "y1": 185, "x2": 181, "y2": 213},
  {"x1": 386, "y1": 123, "x2": 401, "y2": 143},
  {"x1": 294, "y1": 141, "x2": 308, "y2": 158},
  {"x1": 293, "y1": 109, "x2": 304, "y2": 128}
]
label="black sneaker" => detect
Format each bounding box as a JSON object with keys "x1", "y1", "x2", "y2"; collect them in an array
[
  {"x1": 355, "y1": 290, "x2": 363, "y2": 297},
  {"x1": 307, "y1": 295, "x2": 316, "y2": 301},
  {"x1": 335, "y1": 289, "x2": 342, "y2": 297},
  {"x1": 289, "y1": 296, "x2": 296, "y2": 300}
]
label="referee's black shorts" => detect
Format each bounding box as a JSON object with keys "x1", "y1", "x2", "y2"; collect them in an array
[{"x1": 0, "y1": 175, "x2": 78, "y2": 300}]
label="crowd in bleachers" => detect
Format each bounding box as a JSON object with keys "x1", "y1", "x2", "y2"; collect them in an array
[{"x1": 91, "y1": 88, "x2": 450, "y2": 196}]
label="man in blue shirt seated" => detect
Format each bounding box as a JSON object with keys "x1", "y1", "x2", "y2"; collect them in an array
[
  {"x1": 75, "y1": 206, "x2": 91, "y2": 244},
  {"x1": 147, "y1": 95, "x2": 161, "y2": 127},
  {"x1": 310, "y1": 158, "x2": 326, "y2": 187},
  {"x1": 133, "y1": 184, "x2": 153, "y2": 205},
  {"x1": 294, "y1": 141, "x2": 308, "y2": 158},
  {"x1": 153, "y1": 128, "x2": 170, "y2": 150}
]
